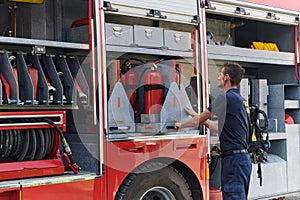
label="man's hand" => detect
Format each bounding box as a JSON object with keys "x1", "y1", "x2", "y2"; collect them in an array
[
  {"x1": 184, "y1": 107, "x2": 198, "y2": 117},
  {"x1": 174, "y1": 122, "x2": 181, "y2": 130}
]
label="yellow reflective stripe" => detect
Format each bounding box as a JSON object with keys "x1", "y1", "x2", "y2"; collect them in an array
[{"x1": 206, "y1": 167, "x2": 210, "y2": 180}]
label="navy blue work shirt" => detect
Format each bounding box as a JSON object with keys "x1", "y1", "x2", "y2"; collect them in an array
[{"x1": 208, "y1": 88, "x2": 250, "y2": 153}]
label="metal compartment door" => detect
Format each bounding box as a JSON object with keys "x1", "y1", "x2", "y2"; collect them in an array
[
  {"x1": 164, "y1": 30, "x2": 192, "y2": 51},
  {"x1": 134, "y1": 25, "x2": 163, "y2": 48},
  {"x1": 105, "y1": 23, "x2": 133, "y2": 46}
]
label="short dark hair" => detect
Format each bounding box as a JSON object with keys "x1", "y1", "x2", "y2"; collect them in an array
[{"x1": 222, "y1": 62, "x2": 245, "y2": 86}]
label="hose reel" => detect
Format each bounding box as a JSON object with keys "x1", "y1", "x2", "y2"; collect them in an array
[
  {"x1": 0, "y1": 128, "x2": 56, "y2": 162},
  {"x1": 0, "y1": 111, "x2": 79, "y2": 181}
]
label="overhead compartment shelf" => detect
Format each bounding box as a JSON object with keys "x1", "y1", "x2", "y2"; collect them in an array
[{"x1": 207, "y1": 45, "x2": 295, "y2": 65}]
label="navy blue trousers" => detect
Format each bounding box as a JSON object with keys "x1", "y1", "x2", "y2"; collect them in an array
[{"x1": 221, "y1": 153, "x2": 252, "y2": 200}]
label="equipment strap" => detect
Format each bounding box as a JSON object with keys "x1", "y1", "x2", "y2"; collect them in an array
[
  {"x1": 144, "y1": 84, "x2": 164, "y2": 91},
  {"x1": 258, "y1": 163, "x2": 262, "y2": 186},
  {"x1": 124, "y1": 85, "x2": 137, "y2": 90}
]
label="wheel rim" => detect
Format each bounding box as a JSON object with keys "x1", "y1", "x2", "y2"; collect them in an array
[{"x1": 140, "y1": 186, "x2": 176, "y2": 200}]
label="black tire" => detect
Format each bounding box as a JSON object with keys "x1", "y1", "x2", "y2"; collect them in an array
[{"x1": 115, "y1": 162, "x2": 192, "y2": 200}]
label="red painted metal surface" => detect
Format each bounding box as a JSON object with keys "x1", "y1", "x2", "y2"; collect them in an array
[
  {"x1": 0, "y1": 111, "x2": 66, "y2": 131},
  {"x1": 0, "y1": 177, "x2": 103, "y2": 200},
  {"x1": 0, "y1": 190, "x2": 19, "y2": 200},
  {"x1": 105, "y1": 136, "x2": 209, "y2": 200},
  {"x1": 21, "y1": 179, "x2": 98, "y2": 200},
  {"x1": 242, "y1": 0, "x2": 300, "y2": 11},
  {"x1": 0, "y1": 158, "x2": 65, "y2": 181},
  {"x1": 27, "y1": 67, "x2": 38, "y2": 99}
]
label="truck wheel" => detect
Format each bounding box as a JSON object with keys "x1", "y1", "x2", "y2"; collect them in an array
[{"x1": 115, "y1": 161, "x2": 192, "y2": 200}]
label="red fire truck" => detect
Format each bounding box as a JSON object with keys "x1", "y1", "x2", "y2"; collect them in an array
[{"x1": 0, "y1": 0, "x2": 299, "y2": 200}]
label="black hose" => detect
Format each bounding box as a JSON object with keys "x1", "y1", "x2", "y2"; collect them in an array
[
  {"x1": 9, "y1": 130, "x2": 17, "y2": 157},
  {"x1": 43, "y1": 128, "x2": 52, "y2": 157},
  {"x1": 47, "y1": 128, "x2": 55, "y2": 156},
  {"x1": 37, "y1": 118, "x2": 77, "y2": 165},
  {"x1": 17, "y1": 129, "x2": 30, "y2": 161},
  {"x1": 25, "y1": 129, "x2": 37, "y2": 161},
  {"x1": 34, "y1": 128, "x2": 45, "y2": 160},
  {"x1": 10, "y1": 130, "x2": 17, "y2": 157},
  {"x1": 9, "y1": 130, "x2": 23, "y2": 161},
  {"x1": 2, "y1": 130, "x2": 10, "y2": 159},
  {"x1": 7, "y1": 130, "x2": 14, "y2": 157},
  {"x1": 0, "y1": 130, "x2": 5, "y2": 159}
]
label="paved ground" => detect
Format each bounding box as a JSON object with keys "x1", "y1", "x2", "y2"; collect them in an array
[
  {"x1": 267, "y1": 192, "x2": 300, "y2": 200},
  {"x1": 284, "y1": 193, "x2": 300, "y2": 200},
  {"x1": 285, "y1": 197, "x2": 300, "y2": 200}
]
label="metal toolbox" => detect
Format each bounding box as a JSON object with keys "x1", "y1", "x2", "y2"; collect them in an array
[
  {"x1": 105, "y1": 23, "x2": 134, "y2": 46},
  {"x1": 164, "y1": 29, "x2": 192, "y2": 51},
  {"x1": 134, "y1": 25, "x2": 164, "y2": 48}
]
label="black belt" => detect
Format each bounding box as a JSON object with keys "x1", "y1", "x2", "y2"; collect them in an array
[{"x1": 221, "y1": 149, "x2": 248, "y2": 158}]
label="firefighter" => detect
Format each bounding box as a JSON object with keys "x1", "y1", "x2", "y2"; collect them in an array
[{"x1": 175, "y1": 62, "x2": 252, "y2": 200}]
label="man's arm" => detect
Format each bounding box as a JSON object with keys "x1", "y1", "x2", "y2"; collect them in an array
[
  {"x1": 203, "y1": 119, "x2": 218, "y2": 132},
  {"x1": 175, "y1": 109, "x2": 213, "y2": 129}
]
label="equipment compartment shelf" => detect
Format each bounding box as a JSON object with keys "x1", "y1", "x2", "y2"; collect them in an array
[
  {"x1": 0, "y1": 105, "x2": 78, "y2": 110},
  {"x1": 285, "y1": 100, "x2": 300, "y2": 109},
  {"x1": 106, "y1": 45, "x2": 194, "y2": 57},
  {"x1": 207, "y1": 45, "x2": 295, "y2": 65},
  {"x1": 268, "y1": 132, "x2": 287, "y2": 140},
  {"x1": 0, "y1": 36, "x2": 89, "y2": 50}
]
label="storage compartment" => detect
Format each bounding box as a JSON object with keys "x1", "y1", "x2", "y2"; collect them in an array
[
  {"x1": 0, "y1": 0, "x2": 98, "y2": 182},
  {"x1": 164, "y1": 29, "x2": 192, "y2": 51},
  {"x1": 106, "y1": 57, "x2": 198, "y2": 139},
  {"x1": 134, "y1": 25, "x2": 164, "y2": 48},
  {"x1": 206, "y1": 15, "x2": 296, "y2": 66},
  {"x1": 106, "y1": 23, "x2": 134, "y2": 46},
  {"x1": 234, "y1": 19, "x2": 294, "y2": 52},
  {"x1": 268, "y1": 84, "x2": 300, "y2": 132},
  {"x1": 0, "y1": 0, "x2": 88, "y2": 42}
]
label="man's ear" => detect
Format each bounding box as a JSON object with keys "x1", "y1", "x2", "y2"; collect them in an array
[{"x1": 224, "y1": 74, "x2": 230, "y2": 81}]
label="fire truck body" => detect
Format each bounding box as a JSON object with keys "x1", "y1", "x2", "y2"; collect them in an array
[
  {"x1": 0, "y1": 0, "x2": 209, "y2": 199},
  {"x1": 0, "y1": 0, "x2": 300, "y2": 199}
]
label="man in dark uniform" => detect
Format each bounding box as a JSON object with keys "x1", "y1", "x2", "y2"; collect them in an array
[{"x1": 175, "y1": 62, "x2": 252, "y2": 199}]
